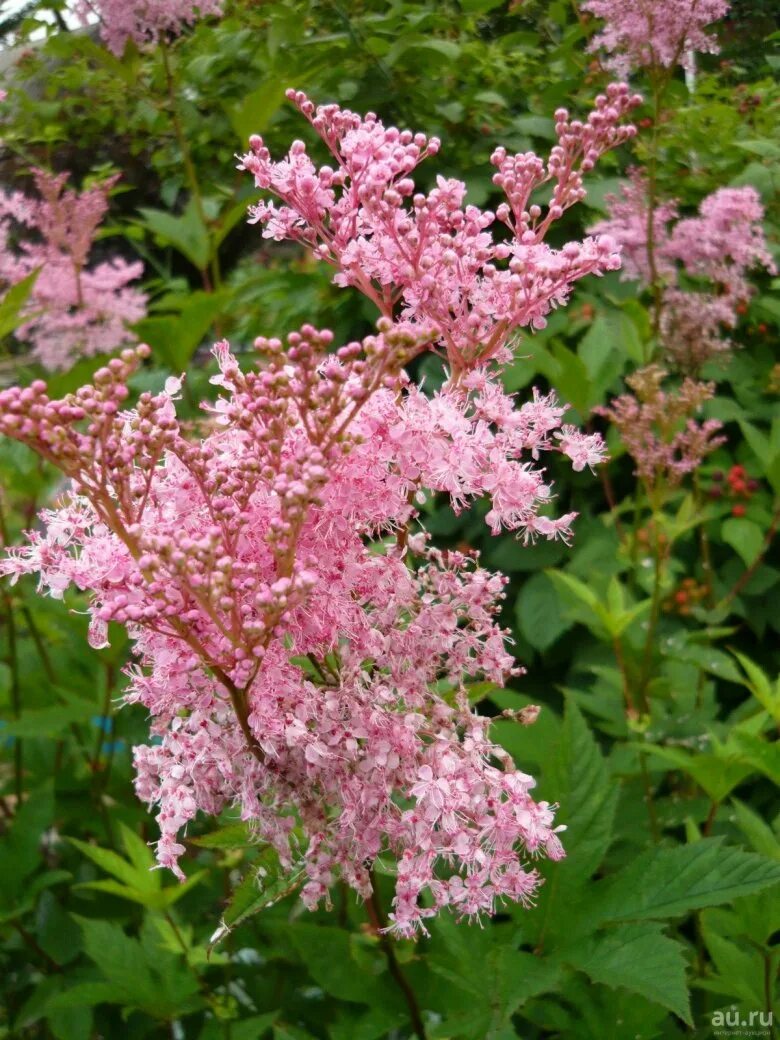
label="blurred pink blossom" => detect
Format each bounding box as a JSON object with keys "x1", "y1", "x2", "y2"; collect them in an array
[{"x1": 0, "y1": 170, "x2": 146, "y2": 370}]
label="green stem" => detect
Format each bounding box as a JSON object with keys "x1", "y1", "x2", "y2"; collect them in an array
[
  {"x1": 636, "y1": 507, "x2": 663, "y2": 712},
  {"x1": 2, "y1": 590, "x2": 22, "y2": 801},
  {"x1": 366, "y1": 873, "x2": 427, "y2": 1040}
]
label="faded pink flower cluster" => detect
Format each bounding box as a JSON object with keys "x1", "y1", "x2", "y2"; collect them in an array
[
  {"x1": 0, "y1": 91, "x2": 637, "y2": 935},
  {"x1": 76, "y1": 0, "x2": 222, "y2": 55},
  {"x1": 596, "y1": 364, "x2": 725, "y2": 492},
  {"x1": 592, "y1": 172, "x2": 774, "y2": 370},
  {"x1": 582, "y1": 0, "x2": 730, "y2": 78},
  {"x1": 0, "y1": 170, "x2": 146, "y2": 371}
]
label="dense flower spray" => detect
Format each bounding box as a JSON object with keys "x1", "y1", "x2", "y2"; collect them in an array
[
  {"x1": 0, "y1": 170, "x2": 146, "y2": 370},
  {"x1": 76, "y1": 0, "x2": 223, "y2": 55},
  {"x1": 239, "y1": 85, "x2": 639, "y2": 374},
  {"x1": 592, "y1": 172, "x2": 774, "y2": 371},
  {"x1": 582, "y1": 0, "x2": 730, "y2": 78},
  {"x1": 0, "y1": 89, "x2": 639, "y2": 935}
]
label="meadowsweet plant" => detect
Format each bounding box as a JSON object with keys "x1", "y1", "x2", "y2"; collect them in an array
[
  {"x1": 0, "y1": 88, "x2": 640, "y2": 937},
  {"x1": 582, "y1": 0, "x2": 731, "y2": 78},
  {"x1": 592, "y1": 174, "x2": 774, "y2": 370},
  {"x1": 0, "y1": 170, "x2": 146, "y2": 370},
  {"x1": 76, "y1": 0, "x2": 223, "y2": 55},
  {"x1": 596, "y1": 364, "x2": 726, "y2": 496}
]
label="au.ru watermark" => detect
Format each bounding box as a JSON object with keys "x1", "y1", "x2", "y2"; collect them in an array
[{"x1": 712, "y1": 1008, "x2": 773, "y2": 1037}]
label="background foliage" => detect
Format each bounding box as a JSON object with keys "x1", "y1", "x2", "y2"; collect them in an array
[{"x1": 1, "y1": 1, "x2": 779, "y2": 1037}]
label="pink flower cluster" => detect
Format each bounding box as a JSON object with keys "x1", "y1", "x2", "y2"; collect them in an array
[
  {"x1": 0, "y1": 170, "x2": 146, "y2": 371},
  {"x1": 76, "y1": 0, "x2": 222, "y2": 55},
  {"x1": 596, "y1": 364, "x2": 725, "y2": 492},
  {"x1": 582, "y1": 0, "x2": 730, "y2": 78},
  {"x1": 239, "y1": 85, "x2": 640, "y2": 374},
  {"x1": 0, "y1": 91, "x2": 635, "y2": 934},
  {"x1": 592, "y1": 172, "x2": 774, "y2": 370}
]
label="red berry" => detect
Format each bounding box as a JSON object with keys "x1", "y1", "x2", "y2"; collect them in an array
[
  {"x1": 674, "y1": 590, "x2": 688, "y2": 605},
  {"x1": 731, "y1": 504, "x2": 746, "y2": 518}
]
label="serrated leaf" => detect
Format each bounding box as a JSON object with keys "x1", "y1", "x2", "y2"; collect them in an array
[
  {"x1": 68, "y1": 837, "x2": 158, "y2": 892},
  {"x1": 731, "y1": 651, "x2": 780, "y2": 719},
  {"x1": 562, "y1": 923, "x2": 691, "y2": 1024},
  {"x1": 588, "y1": 839, "x2": 780, "y2": 927},
  {"x1": 209, "y1": 853, "x2": 304, "y2": 952},
  {"x1": 515, "y1": 571, "x2": 572, "y2": 651},
  {"x1": 729, "y1": 731, "x2": 780, "y2": 786},
  {"x1": 547, "y1": 701, "x2": 618, "y2": 882},
  {"x1": 73, "y1": 917, "x2": 159, "y2": 1009}
]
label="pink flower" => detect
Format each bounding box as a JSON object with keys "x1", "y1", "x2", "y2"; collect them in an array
[
  {"x1": 239, "y1": 85, "x2": 640, "y2": 375},
  {"x1": 76, "y1": 0, "x2": 223, "y2": 55},
  {"x1": 591, "y1": 177, "x2": 774, "y2": 370},
  {"x1": 0, "y1": 93, "x2": 627, "y2": 933},
  {"x1": 0, "y1": 170, "x2": 146, "y2": 370},
  {"x1": 582, "y1": 0, "x2": 730, "y2": 78}
]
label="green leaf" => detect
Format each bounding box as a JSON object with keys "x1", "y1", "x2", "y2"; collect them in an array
[
  {"x1": 731, "y1": 651, "x2": 780, "y2": 720},
  {"x1": 2, "y1": 695, "x2": 96, "y2": 738},
  {"x1": 208, "y1": 852, "x2": 304, "y2": 951},
  {"x1": 729, "y1": 731, "x2": 780, "y2": 786},
  {"x1": 721, "y1": 517, "x2": 764, "y2": 566},
  {"x1": 430, "y1": 939, "x2": 562, "y2": 1037},
  {"x1": 738, "y1": 420, "x2": 772, "y2": 466},
  {"x1": 135, "y1": 199, "x2": 210, "y2": 270},
  {"x1": 73, "y1": 917, "x2": 159, "y2": 1010},
  {"x1": 136, "y1": 289, "x2": 227, "y2": 370},
  {"x1": 546, "y1": 570, "x2": 601, "y2": 612},
  {"x1": 578, "y1": 314, "x2": 627, "y2": 392},
  {"x1": 562, "y1": 923, "x2": 691, "y2": 1024},
  {"x1": 229, "y1": 80, "x2": 286, "y2": 143},
  {"x1": 73, "y1": 916, "x2": 202, "y2": 1018},
  {"x1": 638, "y1": 743, "x2": 754, "y2": 802},
  {"x1": 515, "y1": 572, "x2": 573, "y2": 651},
  {"x1": 588, "y1": 839, "x2": 780, "y2": 927},
  {"x1": 286, "y1": 925, "x2": 389, "y2": 1005},
  {"x1": 544, "y1": 698, "x2": 619, "y2": 886},
  {"x1": 0, "y1": 786, "x2": 54, "y2": 908},
  {"x1": 0, "y1": 270, "x2": 40, "y2": 339},
  {"x1": 68, "y1": 836, "x2": 158, "y2": 892},
  {"x1": 190, "y1": 821, "x2": 256, "y2": 849},
  {"x1": 731, "y1": 799, "x2": 780, "y2": 861}
]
